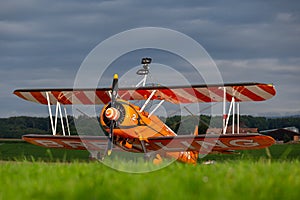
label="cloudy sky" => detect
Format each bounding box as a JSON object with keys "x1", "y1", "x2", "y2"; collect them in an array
[{"x1": 1, "y1": 0, "x2": 299, "y2": 117}]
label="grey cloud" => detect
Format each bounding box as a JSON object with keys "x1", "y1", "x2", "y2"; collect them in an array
[
  {"x1": 0, "y1": 0, "x2": 299, "y2": 116},
  {"x1": 215, "y1": 58, "x2": 300, "y2": 115}
]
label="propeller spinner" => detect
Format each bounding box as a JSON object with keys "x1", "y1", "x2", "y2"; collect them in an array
[{"x1": 105, "y1": 107, "x2": 120, "y2": 121}]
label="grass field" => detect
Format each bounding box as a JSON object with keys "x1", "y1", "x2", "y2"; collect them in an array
[
  {"x1": 0, "y1": 141, "x2": 300, "y2": 200},
  {"x1": 0, "y1": 141, "x2": 89, "y2": 162}
]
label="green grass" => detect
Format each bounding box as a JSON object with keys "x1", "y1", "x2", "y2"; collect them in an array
[
  {"x1": 0, "y1": 142, "x2": 300, "y2": 200},
  {"x1": 0, "y1": 141, "x2": 89, "y2": 162},
  {"x1": 203, "y1": 143, "x2": 300, "y2": 161},
  {"x1": 0, "y1": 160, "x2": 300, "y2": 200},
  {"x1": 1, "y1": 141, "x2": 300, "y2": 162}
]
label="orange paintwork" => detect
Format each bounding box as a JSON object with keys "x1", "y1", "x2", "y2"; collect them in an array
[
  {"x1": 20, "y1": 98, "x2": 276, "y2": 165},
  {"x1": 99, "y1": 100, "x2": 176, "y2": 139},
  {"x1": 21, "y1": 99, "x2": 276, "y2": 165},
  {"x1": 22, "y1": 133, "x2": 275, "y2": 165},
  {"x1": 15, "y1": 72, "x2": 277, "y2": 165},
  {"x1": 99, "y1": 99, "x2": 199, "y2": 164}
]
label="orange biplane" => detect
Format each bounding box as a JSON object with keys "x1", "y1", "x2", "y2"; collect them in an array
[{"x1": 14, "y1": 58, "x2": 276, "y2": 164}]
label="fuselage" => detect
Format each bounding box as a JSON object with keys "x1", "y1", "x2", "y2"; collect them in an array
[{"x1": 99, "y1": 99, "x2": 198, "y2": 164}]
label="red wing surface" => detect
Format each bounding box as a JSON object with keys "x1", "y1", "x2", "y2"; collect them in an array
[
  {"x1": 23, "y1": 134, "x2": 111, "y2": 151},
  {"x1": 146, "y1": 134, "x2": 275, "y2": 154},
  {"x1": 14, "y1": 83, "x2": 275, "y2": 105},
  {"x1": 23, "y1": 134, "x2": 275, "y2": 154}
]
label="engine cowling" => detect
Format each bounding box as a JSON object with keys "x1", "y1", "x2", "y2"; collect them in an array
[
  {"x1": 101, "y1": 101, "x2": 126, "y2": 128},
  {"x1": 99, "y1": 99, "x2": 175, "y2": 140}
]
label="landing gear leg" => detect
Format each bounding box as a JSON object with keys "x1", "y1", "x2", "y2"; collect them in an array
[
  {"x1": 140, "y1": 140, "x2": 150, "y2": 161},
  {"x1": 96, "y1": 151, "x2": 106, "y2": 161}
]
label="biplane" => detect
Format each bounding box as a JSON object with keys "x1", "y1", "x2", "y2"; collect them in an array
[{"x1": 14, "y1": 58, "x2": 276, "y2": 164}]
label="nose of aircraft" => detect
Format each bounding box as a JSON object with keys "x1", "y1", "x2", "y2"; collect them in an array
[{"x1": 105, "y1": 107, "x2": 120, "y2": 121}]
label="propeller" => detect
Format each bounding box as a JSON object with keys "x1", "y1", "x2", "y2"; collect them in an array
[{"x1": 105, "y1": 74, "x2": 119, "y2": 156}]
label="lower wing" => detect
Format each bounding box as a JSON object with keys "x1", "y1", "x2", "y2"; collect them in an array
[
  {"x1": 23, "y1": 133, "x2": 275, "y2": 154},
  {"x1": 146, "y1": 134, "x2": 275, "y2": 154},
  {"x1": 23, "y1": 134, "x2": 110, "y2": 151}
]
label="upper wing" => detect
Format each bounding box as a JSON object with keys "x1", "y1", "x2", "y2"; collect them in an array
[
  {"x1": 14, "y1": 88, "x2": 112, "y2": 105},
  {"x1": 146, "y1": 134, "x2": 275, "y2": 154},
  {"x1": 14, "y1": 82, "x2": 276, "y2": 105}
]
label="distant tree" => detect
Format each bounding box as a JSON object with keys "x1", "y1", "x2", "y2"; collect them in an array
[
  {"x1": 1, "y1": 115, "x2": 300, "y2": 138},
  {"x1": 283, "y1": 134, "x2": 291, "y2": 143}
]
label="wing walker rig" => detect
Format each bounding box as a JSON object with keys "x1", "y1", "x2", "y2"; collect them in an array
[{"x1": 14, "y1": 58, "x2": 276, "y2": 164}]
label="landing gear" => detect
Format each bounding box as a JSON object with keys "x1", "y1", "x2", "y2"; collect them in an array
[
  {"x1": 89, "y1": 151, "x2": 104, "y2": 161},
  {"x1": 89, "y1": 151, "x2": 106, "y2": 161},
  {"x1": 143, "y1": 152, "x2": 152, "y2": 161},
  {"x1": 140, "y1": 139, "x2": 150, "y2": 162}
]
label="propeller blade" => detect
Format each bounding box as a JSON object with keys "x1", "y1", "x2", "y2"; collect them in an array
[
  {"x1": 106, "y1": 74, "x2": 119, "y2": 156},
  {"x1": 111, "y1": 74, "x2": 118, "y2": 107},
  {"x1": 107, "y1": 120, "x2": 114, "y2": 156}
]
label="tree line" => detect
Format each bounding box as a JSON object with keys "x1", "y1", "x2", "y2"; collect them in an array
[{"x1": 0, "y1": 115, "x2": 299, "y2": 138}]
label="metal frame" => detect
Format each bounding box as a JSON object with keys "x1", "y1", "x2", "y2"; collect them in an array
[
  {"x1": 222, "y1": 87, "x2": 226, "y2": 132},
  {"x1": 139, "y1": 90, "x2": 157, "y2": 113},
  {"x1": 136, "y1": 62, "x2": 150, "y2": 87},
  {"x1": 237, "y1": 103, "x2": 240, "y2": 134},
  {"x1": 44, "y1": 59, "x2": 243, "y2": 137},
  {"x1": 221, "y1": 87, "x2": 240, "y2": 135},
  {"x1": 136, "y1": 74, "x2": 148, "y2": 87},
  {"x1": 46, "y1": 92, "x2": 71, "y2": 136},
  {"x1": 136, "y1": 60, "x2": 165, "y2": 118}
]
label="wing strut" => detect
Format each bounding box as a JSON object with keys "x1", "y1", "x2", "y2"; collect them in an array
[
  {"x1": 222, "y1": 96, "x2": 240, "y2": 135},
  {"x1": 139, "y1": 90, "x2": 156, "y2": 113},
  {"x1": 237, "y1": 102, "x2": 240, "y2": 134},
  {"x1": 45, "y1": 92, "x2": 70, "y2": 136},
  {"x1": 222, "y1": 87, "x2": 226, "y2": 132}
]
